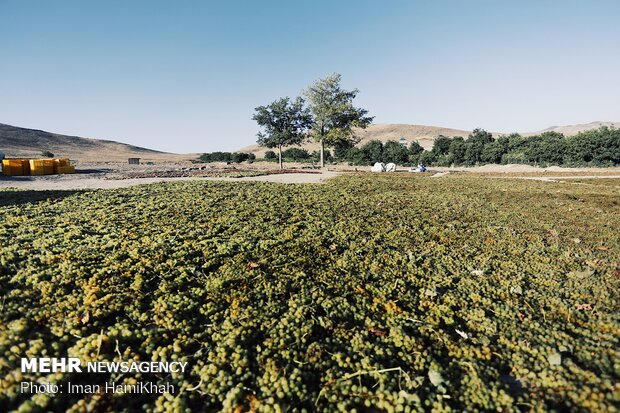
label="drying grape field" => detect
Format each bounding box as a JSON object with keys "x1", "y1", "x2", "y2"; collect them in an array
[{"x1": 0, "y1": 175, "x2": 618, "y2": 412}]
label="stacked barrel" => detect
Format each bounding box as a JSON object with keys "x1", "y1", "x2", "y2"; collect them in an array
[{"x1": 1, "y1": 158, "x2": 75, "y2": 176}]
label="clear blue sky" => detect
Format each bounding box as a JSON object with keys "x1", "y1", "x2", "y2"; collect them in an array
[{"x1": 1, "y1": 0, "x2": 618, "y2": 153}]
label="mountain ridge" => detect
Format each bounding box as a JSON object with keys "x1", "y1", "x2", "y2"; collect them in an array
[
  {"x1": 0, "y1": 123, "x2": 193, "y2": 162},
  {"x1": 237, "y1": 121, "x2": 620, "y2": 157},
  {"x1": 1, "y1": 121, "x2": 617, "y2": 162}
]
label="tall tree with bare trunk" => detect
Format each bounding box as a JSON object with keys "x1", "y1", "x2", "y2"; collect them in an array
[
  {"x1": 305, "y1": 74, "x2": 373, "y2": 168},
  {"x1": 253, "y1": 97, "x2": 312, "y2": 169}
]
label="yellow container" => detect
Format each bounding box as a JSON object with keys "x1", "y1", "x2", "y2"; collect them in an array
[
  {"x1": 21, "y1": 160, "x2": 31, "y2": 175},
  {"x1": 29, "y1": 159, "x2": 55, "y2": 176},
  {"x1": 2, "y1": 159, "x2": 25, "y2": 176},
  {"x1": 53, "y1": 158, "x2": 70, "y2": 173},
  {"x1": 56, "y1": 165, "x2": 75, "y2": 174}
]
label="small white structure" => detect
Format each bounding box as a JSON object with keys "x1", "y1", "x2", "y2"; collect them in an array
[
  {"x1": 385, "y1": 163, "x2": 396, "y2": 172},
  {"x1": 370, "y1": 162, "x2": 385, "y2": 172}
]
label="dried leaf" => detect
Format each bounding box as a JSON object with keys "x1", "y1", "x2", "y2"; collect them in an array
[
  {"x1": 569, "y1": 268, "x2": 593, "y2": 279},
  {"x1": 246, "y1": 262, "x2": 260, "y2": 270},
  {"x1": 245, "y1": 394, "x2": 260, "y2": 413},
  {"x1": 510, "y1": 285, "x2": 523, "y2": 295},
  {"x1": 369, "y1": 326, "x2": 387, "y2": 337},
  {"x1": 455, "y1": 329, "x2": 468, "y2": 339},
  {"x1": 471, "y1": 270, "x2": 484, "y2": 276},
  {"x1": 353, "y1": 286, "x2": 367, "y2": 295},
  {"x1": 428, "y1": 369, "x2": 444, "y2": 386},
  {"x1": 384, "y1": 301, "x2": 402, "y2": 314},
  {"x1": 424, "y1": 288, "x2": 437, "y2": 298},
  {"x1": 80, "y1": 311, "x2": 90, "y2": 324},
  {"x1": 548, "y1": 351, "x2": 562, "y2": 366},
  {"x1": 575, "y1": 303, "x2": 592, "y2": 311},
  {"x1": 558, "y1": 345, "x2": 573, "y2": 354}
]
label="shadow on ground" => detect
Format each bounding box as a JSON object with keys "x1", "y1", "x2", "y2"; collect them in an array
[{"x1": 0, "y1": 189, "x2": 84, "y2": 207}]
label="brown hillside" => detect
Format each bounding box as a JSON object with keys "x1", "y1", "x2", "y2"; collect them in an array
[
  {"x1": 239, "y1": 121, "x2": 619, "y2": 157},
  {"x1": 0, "y1": 123, "x2": 195, "y2": 162},
  {"x1": 527, "y1": 121, "x2": 620, "y2": 136},
  {"x1": 237, "y1": 123, "x2": 473, "y2": 157}
]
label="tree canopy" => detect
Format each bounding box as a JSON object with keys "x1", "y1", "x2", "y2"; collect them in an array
[
  {"x1": 253, "y1": 97, "x2": 312, "y2": 169},
  {"x1": 305, "y1": 74, "x2": 373, "y2": 167}
]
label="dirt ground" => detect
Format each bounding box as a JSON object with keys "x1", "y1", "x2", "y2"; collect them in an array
[
  {"x1": 0, "y1": 170, "x2": 340, "y2": 190},
  {"x1": 1, "y1": 161, "x2": 619, "y2": 191}
]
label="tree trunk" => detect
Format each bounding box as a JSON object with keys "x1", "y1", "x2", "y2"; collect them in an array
[
  {"x1": 278, "y1": 145, "x2": 283, "y2": 170},
  {"x1": 320, "y1": 139, "x2": 325, "y2": 168}
]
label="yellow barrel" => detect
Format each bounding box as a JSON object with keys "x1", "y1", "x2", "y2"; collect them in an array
[
  {"x1": 56, "y1": 165, "x2": 76, "y2": 174},
  {"x1": 2, "y1": 159, "x2": 25, "y2": 176},
  {"x1": 29, "y1": 159, "x2": 55, "y2": 176}
]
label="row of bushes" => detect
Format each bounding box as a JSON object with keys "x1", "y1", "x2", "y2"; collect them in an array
[
  {"x1": 423, "y1": 126, "x2": 620, "y2": 167},
  {"x1": 335, "y1": 140, "x2": 424, "y2": 166},
  {"x1": 263, "y1": 148, "x2": 333, "y2": 163},
  {"x1": 336, "y1": 126, "x2": 620, "y2": 167},
  {"x1": 198, "y1": 149, "x2": 334, "y2": 164},
  {"x1": 199, "y1": 126, "x2": 619, "y2": 167},
  {"x1": 198, "y1": 152, "x2": 256, "y2": 163}
]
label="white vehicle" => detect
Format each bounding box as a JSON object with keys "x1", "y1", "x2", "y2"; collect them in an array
[{"x1": 385, "y1": 163, "x2": 396, "y2": 172}]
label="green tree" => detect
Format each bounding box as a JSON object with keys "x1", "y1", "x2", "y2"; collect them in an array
[
  {"x1": 464, "y1": 129, "x2": 494, "y2": 164},
  {"x1": 407, "y1": 141, "x2": 425, "y2": 164},
  {"x1": 468, "y1": 128, "x2": 494, "y2": 145},
  {"x1": 199, "y1": 152, "x2": 233, "y2": 162},
  {"x1": 264, "y1": 150, "x2": 277, "y2": 161},
  {"x1": 253, "y1": 97, "x2": 312, "y2": 169},
  {"x1": 383, "y1": 140, "x2": 410, "y2": 164},
  {"x1": 418, "y1": 151, "x2": 437, "y2": 165},
  {"x1": 448, "y1": 137, "x2": 466, "y2": 165},
  {"x1": 564, "y1": 127, "x2": 619, "y2": 166},
  {"x1": 432, "y1": 135, "x2": 452, "y2": 156},
  {"x1": 231, "y1": 152, "x2": 251, "y2": 163},
  {"x1": 282, "y1": 148, "x2": 311, "y2": 161},
  {"x1": 345, "y1": 147, "x2": 365, "y2": 165},
  {"x1": 333, "y1": 140, "x2": 355, "y2": 160},
  {"x1": 409, "y1": 141, "x2": 424, "y2": 156},
  {"x1": 305, "y1": 74, "x2": 373, "y2": 167},
  {"x1": 481, "y1": 142, "x2": 507, "y2": 164},
  {"x1": 360, "y1": 140, "x2": 383, "y2": 165}
]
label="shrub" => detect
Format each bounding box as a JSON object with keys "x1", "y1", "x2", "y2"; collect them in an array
[
  {"x1": 264, "y1": 151, "x2": 277, "y2": 161},
  {"x1": 282, "y1": 148, "x2": 311, "y2": 161}
]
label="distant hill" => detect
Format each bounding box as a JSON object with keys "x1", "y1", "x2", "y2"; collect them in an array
[
  {"x1": 238, "y1": 121, "x2": 620, "y2": 157},
  {"x1": 0, "y1": 123, "x2": 194, "y2": 162},
  {"x1": 531, "y1": 121, "x2": 620, "y2": 136},
  {"x1": 237, "y1": 124, "x2": 473, "y2": 156}
]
